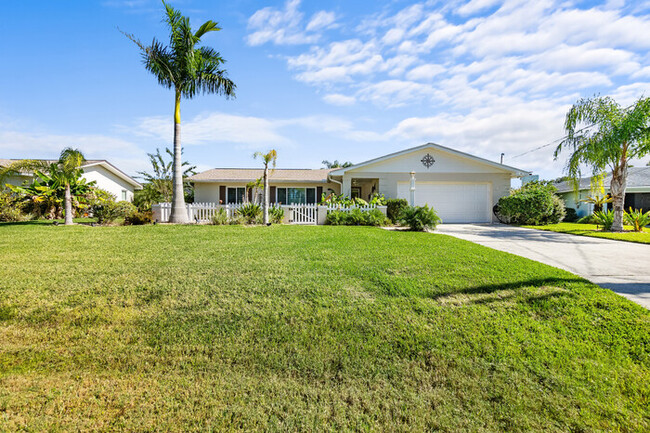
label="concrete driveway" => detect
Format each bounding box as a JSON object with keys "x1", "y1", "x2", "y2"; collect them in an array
[{"x1": 436, "y1": 224, "x2": 650, "y2": 310}]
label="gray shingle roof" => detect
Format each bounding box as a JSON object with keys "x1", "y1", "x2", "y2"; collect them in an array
[
  {"x1": 554, "y1": 167, "x2": 650, "y2": 193},
  {"x1": 189, "y1": 168, "x2": 335, "y2": 183}
]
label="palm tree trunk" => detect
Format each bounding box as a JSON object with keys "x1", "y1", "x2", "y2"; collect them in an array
[
  {"x1": 64, "y1": 183, "x2": 73, "y2": 225},
  {"x1": 610, "y1": 160, "x2": 627, "y2": 232},
  {"x1": 263, "y1": 165, "x2": 269, "y2": 225},
  {"x1": 169, "y1": 89, "x2": 189, "y2": 224}
]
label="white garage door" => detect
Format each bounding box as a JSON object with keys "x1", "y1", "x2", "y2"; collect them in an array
[{"x1": 397, "y1": 182, "x2": 491, "y2": 223}]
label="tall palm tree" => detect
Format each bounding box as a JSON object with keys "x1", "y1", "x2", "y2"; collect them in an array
[
  {"x1": 1, "y1": 148, "x2": 87, "y2": 225},
  {"x1": 254, "y1": 150, "x2": 277, "y2": 225},
  {"x1": 123, "y1": 1, "x2": 235, "y2": 223},
  {"x1": 555, "y1": 95, "x2": 650, "y2": 232}
]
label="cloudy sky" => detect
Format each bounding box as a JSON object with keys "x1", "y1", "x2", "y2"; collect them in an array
[{"x1": 1, "y1": 0, "x2": 649, "y2": 180}]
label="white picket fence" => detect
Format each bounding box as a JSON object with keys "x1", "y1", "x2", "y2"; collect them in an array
[
  {"x1": 291, "y1": 203, "x2": 317, "y2": 224},
  {"x1": 325, "y1": 204, "x2": 379, "y2": 213},
  {"x1": 152, "y1": 202, "x2": 386, "y2": 224},
  {"x1": 153, "y1": 202, "x2": 248, "y2": 223}
]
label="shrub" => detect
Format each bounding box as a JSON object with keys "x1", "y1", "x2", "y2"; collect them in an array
[
  {"x1": 576, "y1": 214, "x2": 596, "y2": 224},
  {"x1": 564, "y1": 207, "x2": 579, "y2": 222},
  {"x1": 229, "y1": 214, "x2": 244, "y2": 225},
  {"x1": 210, "y1": 208, "x2": 229, "y2": 225},
  {"x1": 624, "y1": 208, "x2": 650, "y2": 232},
  {"x1": 124, "y1": 210, "x2": 153, "y2": 225},
  {"x1": 496, "y1": 182, "x2": 565, "y2": 225},
  {"x1": 0, "y1": 191, "x2": 28, "y2": 222},
  {"x1": 325, "y1": 210, "x2": 347, "y2": 225},
  {"x1": 236, "y1": 203, "x2": 262, "y2": 224},
  {"x1": 325, "y1": 209, "x2": 389, "y2": 226},
  {"x1": 399, "y1": 205, "x2": 441, "y2": 231},
  {"x1": 593, "y1": 210, "x2": 614, "y2": 231},
  {"x1": 93, "y1": 200, "x2": 137, "y2": 225},
  {"x1": 269, "y1": 205, "x2": 285, "y2": 224},
  {"x1": 386, "y1": 198, "x2": 408, "y2": 223}
]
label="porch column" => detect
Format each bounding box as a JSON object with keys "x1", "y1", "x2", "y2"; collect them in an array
[
  {"x1": 409, "y1": 171, "x2": 416, "y2": 206},
  {"x1": 342, "y1": 175, "x2": 352, "y2": 197}
]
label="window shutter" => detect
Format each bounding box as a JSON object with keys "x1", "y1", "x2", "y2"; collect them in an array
[
  {"x1": 219, "y1": 185, "x2": 226, "y2": 204},
  {"x1": 270, "y1": 186, "x2": 276, "y2": 204},
  {"x1": 317, "y1": 186, "x2": 323, "y2": 203},
  {"x1": 248, "y1": 188, "x2": 253, "y2": 202}
]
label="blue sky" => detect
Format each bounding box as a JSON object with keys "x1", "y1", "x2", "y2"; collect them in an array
[{"x1": 1, "y1": 0, "x2": 649, "y2": 180}]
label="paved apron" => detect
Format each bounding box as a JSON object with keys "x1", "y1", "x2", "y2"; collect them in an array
[{"x1": 436, "y1": 224, "x2": 650, "y2": 310}]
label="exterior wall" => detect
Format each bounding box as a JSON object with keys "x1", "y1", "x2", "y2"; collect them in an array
[
  {"x1": 194, "y1": 181, "x2": 341, "y2": 203},
  {"x1": 342, "y1": 171, "x2": 511, "y2": 222},
  {"x1": 2, "y1": 174, "x2": 32, "y2": 188},
  {"x1": 82, "y1": 166, "x2": 136, "y2": 202},
  {"x1": 558, "y1": 191, "x2": 593, "y2": 217}
]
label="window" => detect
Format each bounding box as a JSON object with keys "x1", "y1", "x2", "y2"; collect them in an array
[
  {"x1": 121, "y1": 190, "x2": 127, "y2": 201},
  {"x1": 226, "y1": 187, "x2": 246, "y2": 204},
  {"x1": 351, "y1": 187, "x2": 361, "y2": 199},
  {"x1": 275, "y1": 187, "x2": 316, "y2": 204}
]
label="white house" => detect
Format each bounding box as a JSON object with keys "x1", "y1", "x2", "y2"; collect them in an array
[
  {"x1": 0, "y1": 159, "x2": 142, "y2": 202},
  {"x1": 189, "y1": 143, "x2": 530, "y2": 223}
]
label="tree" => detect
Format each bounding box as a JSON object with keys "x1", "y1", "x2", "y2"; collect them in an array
[
  {"x1": 555, "y1": 95, "x2": 650, "y2": 232},
  {"x1": 1, "y1": 148, "x2": 89, "y2": 225},
  {"x1": 123, "y1": 1, "x2": 235, "y2": 223},
  {"x1": 135, "y1": 147, "x2": 196, "y2": 209},
  {"x1": 253, "y1": 150, "x2": 277, "y2": 225},
  {"x1": 322, "y1": 159, "x2": 353, "y2": 169}
]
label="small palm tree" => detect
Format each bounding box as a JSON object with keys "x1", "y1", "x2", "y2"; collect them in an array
[
  {"x1": 555, "y1": 95, "x2": 650, "y2": 232},
  {"x1": 254, "y1": 150, "x2": 277, "y2": 225},
  {"x1": 1, "y1": 148, "x2": 87, "y2": 225},
  {"x1": 123, "y1": 1, "x2": 235, "y2": 223}
]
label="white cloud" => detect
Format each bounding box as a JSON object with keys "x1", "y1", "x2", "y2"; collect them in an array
[
  {"x1": 306, "y1": 11, "x2": 336, "y2": 31},
  {"x1": 457, "y1": 0, "x2": 503, "y2": 16},
  {"x1": 323, "y1": 94, "x2": 356, "y2": 106},
  {"x1": 0, "y1": 129, "x2": 149, "y2": 175},
  {"x1": 406, "y1": 64, "x2": 445, "y2": 81},
  {"x1": 247, "y1": 0, "x2": 336, "y2": 46}
]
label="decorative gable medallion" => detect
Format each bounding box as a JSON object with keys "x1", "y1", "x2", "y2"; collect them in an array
[{"x1": 421, "y1": 153, "x2": 435, "y2": 169}]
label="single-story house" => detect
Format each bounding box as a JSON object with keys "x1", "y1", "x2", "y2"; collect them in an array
[
  {"x1": 190, "y1": 143, "x2": 530, "y2": 223},
  {"x1": 554, "y1": 167, "x2": 650, "y2": 217},
  {"x1": 0, "y1": 159, "x2": 142, "y2": 202}
]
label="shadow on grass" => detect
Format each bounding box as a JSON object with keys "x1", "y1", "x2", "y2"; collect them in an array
[{"x1": 428, "y1": 277, "x2": 581, "y2": 305}]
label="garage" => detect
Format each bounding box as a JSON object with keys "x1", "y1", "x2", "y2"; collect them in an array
[
  {"x1": 397, "y1": 182, "x2": 491, "y2": 223},
  {"x1": 328, "y1": 143, "x2": 530, "y2": 224}
]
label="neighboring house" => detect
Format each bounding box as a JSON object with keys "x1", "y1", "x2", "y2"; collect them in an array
[
  {"x1": 0, "y1": 159, "x2": 142, "y2": 202},
  {"x1": 190, "y1": 143, "x2": 529, "y2": 223},
  {"x1": 554, "y1": 167, "x2": 650, "y2": 217}
]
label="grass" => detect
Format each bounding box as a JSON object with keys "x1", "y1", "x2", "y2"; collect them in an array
[
  {"x1": 523, "y1": 222, "x2": 650, "y2": 244},
  {"x1": 0, "y1": 223, "x2": 648, "y2": 432}
]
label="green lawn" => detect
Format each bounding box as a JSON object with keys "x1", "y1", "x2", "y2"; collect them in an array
[
  {"x1": 0, "y1": 224, "x2": 648, "y2": 432},
  {"x1": 523, "y1": 222, "x2": 650, "y2": 244}
]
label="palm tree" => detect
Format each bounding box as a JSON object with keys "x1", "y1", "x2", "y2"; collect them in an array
[
  {"x1": 1, "y1": 148, "x2": 87, "y2": 225},
  {"x1": 254, "y1": 150, "x2": 277, "y2": 225},
  {"x1": 322, "y1": 159, "x2": 353, "y2": 169},
  {"x1": 122, "y1": 2, "x2": 235, "y2": 223},
  {"x1": 555, "y1": 95, "x2": 650, "y2": 232}
]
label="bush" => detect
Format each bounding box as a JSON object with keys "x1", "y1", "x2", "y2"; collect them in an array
[
  {"x1": 399, "y1": 205, "x2": 441, "y2": 231},
  {"x1": 0, "y1": 191, "x2": 28, "y2": 222},
  {"x1": 269, "y1": 205, "x2": 285, "y2": 224},
  {"x1": 325, "y1": 209, "x2": 389, "y2": 226},
  {"x1": 593, "y1": 210, "x2": 614, "y2": 231},
  {"x1": 496, "y1": 182, "x2": 565, "y2": 225},
  {"x1": 124, "y1": 210, "x2": 153, "y2": 225},
  {"x1": 386, "y1": 198, "x2": 408, "y2": 223},
  {"x1": 93, "y1": 200, "x2": 137, "y2": 225},
  {"x1": 624, "y1": 208, "x2": 650, "y2": 232},
  {"x1": 210, "y1": 208, "x2": 229, "y2": 225},
  {"x1": 576, "y1": 214, "x2": 595, "y2": 224},
  {"x1": 236, "y1": 203, "x2": 262, "y2": 224},
  {"x1": 564, "y1": 207, "x2": 579, "y2": 223}
]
